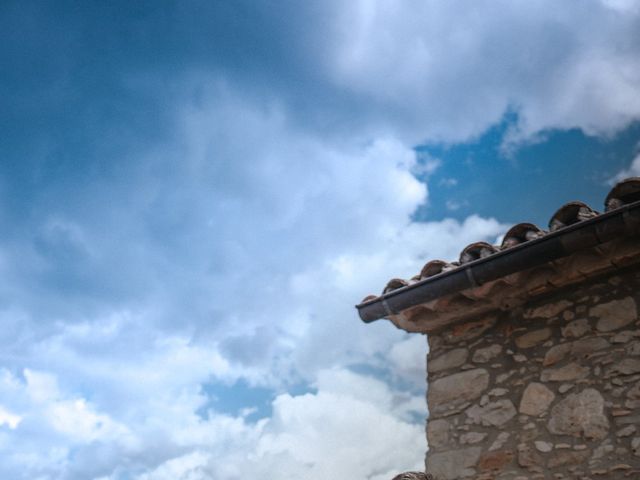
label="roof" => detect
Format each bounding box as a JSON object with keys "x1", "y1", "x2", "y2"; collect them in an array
[{"x1": 356, "y1": 177, "x2": 640, "y2": 331}]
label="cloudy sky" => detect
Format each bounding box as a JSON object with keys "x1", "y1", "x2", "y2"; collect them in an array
[{"x1": 2, "y1": 1, "x2": 640, "y2": 479}]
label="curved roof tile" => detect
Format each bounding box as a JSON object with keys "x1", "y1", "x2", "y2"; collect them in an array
[
  {"x1": 459, "y1": 241, "x2": 498, "y2": 264},
  {"x1": 360, "y1": 294, "x2": 379, "y2": 304},
  {"x1": 501, "y1": 223, "x2": 546, "y2": 249},
  {"x1": 360, "y1": 177, "x2": 640, "y2": 312},
  {"x1": 383, "y1": 278, "x2": 409, "y2": 294},
  {"x1": 605, "y1": 177, "x2": 640, "y2": 211},
  {"x1": 548, "y1": 201, "x2": 598, "y2": 232},
  {"x1": 419, "y1": 259, "x2": 455, "y2": 280}
]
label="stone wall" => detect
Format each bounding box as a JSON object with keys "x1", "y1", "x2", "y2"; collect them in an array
[{"x1": 425, "y1": 267, "x2": 640, "y2": 479}]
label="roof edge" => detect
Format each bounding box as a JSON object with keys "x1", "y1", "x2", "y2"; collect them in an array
[{"x1": 356, "y1": 199, "x2": 640, "y2": 323}]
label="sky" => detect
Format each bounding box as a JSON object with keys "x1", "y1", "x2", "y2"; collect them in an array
[{"x1": 2, "y1": 1, "x2": 640, "y2": 479}]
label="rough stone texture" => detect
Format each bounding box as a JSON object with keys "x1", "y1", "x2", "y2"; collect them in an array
[
  {"x1": 488, "y1": 431, "x2": 510, "y2": 452},
  {"x1": 612, "y1": 330, "x2": 639, "y2": 343},
  {"x1": 561, "y1": 318, "x2": 591, "y2": 338},
  {"x1": 478, "y1": 449, "x2": 514, "y2": 472},
  {"x1": 533, "y1": 440, "x2": 552, "y2": 452},
  {"x1": 516, "y1": 443, "x2": 542, "y2": 469},
  {"x1": 442, "y1": 317, "x2": 496, "y2": 343},
  {"x1": 547, "y1": 449, "x2": 590, "y2": 468},
  {"x1": 428, "y1": 348, "x2": 468, "y2": 373},
  {"x1": 570, "y1": 336, "x2": 610, "y2": 355},
  {"x1": 466, "y1": 399, "x2": 517, "y2": 427},
  {"x1": 428, "y1": 369, "x2": 489, "y2": 412},
  {"x1": 628, "y1": 381, "x2": 640, "y2": 399},
  {"x1": 524, "y1": 300, "x2": 572, "y2": 319},
  {"x1": 617, "y1": 425, "x2": 636, "y2": 437},
  {"x1": 540, "y1": 362, "x2": 589, "y2": 382},
  {"x1": 459, "y1": 431, "x2": 487, "y2": 445},
  {"x1": 632, "y1": 437, "x2": 640, "y2": 457},
  {"x1": 542, "y1": 343, "x2": 571, "y2": 366},
  {"x1": 547, "y1": 388, "x2": 609, "y2": 440},
  {"x1": 423, "y1": 267, "x2": 640, "y2": 479},
  {"x1": 515, "y1": 328, "x2": 551, "y2": 349},
  {"x1": 627, "y1": 340, "x2": 640, "y2": 355},
  {"x1": 427, "y1": 419, "x2": 450, "y2": 448},
  {"x1": 606, "y1": 358, "x2": 640, "y2": 376},
  {"x1": 519, "y1": 383, "x2": 555, "y2": 417},
  {"x1": 472, "y1": 344, "x2": 501, "y2": 364},
  {"x1": 593, "y1": 297, "x2": 637, "y2": 332},
  {"x1": 428, "y1": 447, "x2": 482, "y2": 479}
]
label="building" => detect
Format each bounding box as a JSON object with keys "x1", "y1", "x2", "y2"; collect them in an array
[{"x1": 357, "y1": 177, "x2": 640, "y2": 479}]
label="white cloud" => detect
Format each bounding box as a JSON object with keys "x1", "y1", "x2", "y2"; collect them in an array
[
  {"x1": 320, "y1": 0, "x2": 640, "y2": 145},
  {"x1": 439, "y1": 178, "x2": 458, "y2": 188},
  {"x1": 0, "y1": 85, "x2": 508, "y2": 478},
  {"x1": 250, "y1": 388, "x2": 422, "y2": 479},
  {"x1": 610, "y1": 153, "x2": 640, "y2": 184},
  {"x1": 5, "y1": 2, "x2": 640, "y2": 477},
  {"x1": 0, "y1": 366, "x2": 424, "y2": 480},
  {"x1": 136, "y1": 452, "x2": 211, "y2": 480},
  {"x1": 600, "y1": 0, "x2": 640, "y2": 13},
  {"x1": 388, "y1": 335, "x2": 428, "y2": 387},
  {"x1": 129, "y1": 369, "x2": 424, "y2": 480},
  {"x1": 0, "y1": 406, "x2": 21, "y2": 429}
]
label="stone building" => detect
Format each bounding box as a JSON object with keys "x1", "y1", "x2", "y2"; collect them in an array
[{"x1": 357, "y1": 178, "x2": 640, "y2": 479}]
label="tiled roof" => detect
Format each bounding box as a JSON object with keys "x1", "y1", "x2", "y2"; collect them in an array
[{"x1": 357, "y1": 177, "x2": 640, "y2": 326}]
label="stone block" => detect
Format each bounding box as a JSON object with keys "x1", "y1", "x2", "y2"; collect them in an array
[
  {"x1": 472, "y1": 344, "x2": 502, "y2": 364},
  {"x1": 478, "y1": 449, "x2": 514, "y2": 472},
  {"x1": 547, "y1": 388, "x2": 609, "y2": 440},
  {"x1": 459, "y1": 431, "x2": 487, "y2": 445},
  {"x1": 488, "y1": 431, "x2": 510, "y2": 451},
  {"x1": 632, "y1": 437, "x2": 640, "y2": 457},
  {"x1": 547, "y1": 449, "x2": 590, "y2": 468},
  {"x1": 524, "y1": 300, "x2": 572, "y2": 319},
  {"x1": 427, "y1": 418, "x2": 451, "y2": 448},
  {"x1": 592, "y1": 297, "x2": 637, "y2": 332},
  {"x1": 443, "y1": 317, "x2": 496, "y2": 343},
  {"x1": 515, "y1": 328, "x2": 551, "y2": 349},
  {"x1": 570, "y1": 337, "x2": 610, "y2": 356},
  {"x1": 606, "y1": 358, "x2": 640, "y2": 376},
  {"x1": 534, "y1": 440, "x2": 552, "y2": 452},
  {"x1": 428, "y1": 348, "x2": 468, "y2": 373},
  {"x1": 517, "y1": 443, "x2": 543, "y2": 469},
  {"x1": 627, "y1": 381, "x2": 640, "y2": 399},
  {"x1": 428, "y1": 369, "x2": 490, "y2": 410},
  {"x1": 519, "y1": 382, "x2": 555, "y2": 416},
  {"x1": 561, "y1": 318, "x2": 591, "y2": 338},
  {"x1": 543, "y1": 343, "x2": 571, "y2": 366},
  {"x1": 427, "y1": 447, "x2": 481, "y2": 479},
  {"x1": 466, "y1": 399, "x2": 517, "y2": 427},
  {"x1": 541, "y1": 362, "x2": 589, "y2": 382}
]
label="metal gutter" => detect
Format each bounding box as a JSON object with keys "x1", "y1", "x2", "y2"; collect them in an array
[{"x1": 356, "y1": 200, "x2": 640, "y2": 323}]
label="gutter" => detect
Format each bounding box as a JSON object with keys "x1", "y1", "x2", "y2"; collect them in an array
[{"x1": 356, "y1": 200, "x2": 640, "y2": 323}]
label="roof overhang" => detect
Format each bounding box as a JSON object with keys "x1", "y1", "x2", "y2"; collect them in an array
[{"x1": 356, "y1": 198, "x2": 640, "y2": 333}]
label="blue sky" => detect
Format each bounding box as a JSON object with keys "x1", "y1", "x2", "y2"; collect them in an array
[
  {"x1": 418, "y1": 118, "x2": 640, "y2": 225},
  {"x1": 2, "y1": 1, "x2": 640, "y2": 479}
]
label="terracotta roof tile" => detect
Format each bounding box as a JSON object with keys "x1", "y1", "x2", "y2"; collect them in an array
[
  {"x1": 500, "y1": 222, "x2": 545, "y2": 249},
  {"x1": 548, "y1": 201, "x2": 598, "y2": 232},
  {"x1": 459, "y1": 241, "x2": 499, "y2": 264},
  {"x1": 358, "y1": 177, "x2": 640, "y2": 316},
  {"x1": 419, "y1": 260, "x2": 456, "y2": 280},
  {"x1": 605, "y1": 177, "x2": 640, "y2": 211},
  {"x1": 383, "y1": 278, "x2": 410, "y2": 294}
]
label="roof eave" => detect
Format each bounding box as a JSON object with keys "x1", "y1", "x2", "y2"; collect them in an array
[{"x1": 356, "y1": 199, "x2": 640, "y2": 323}]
